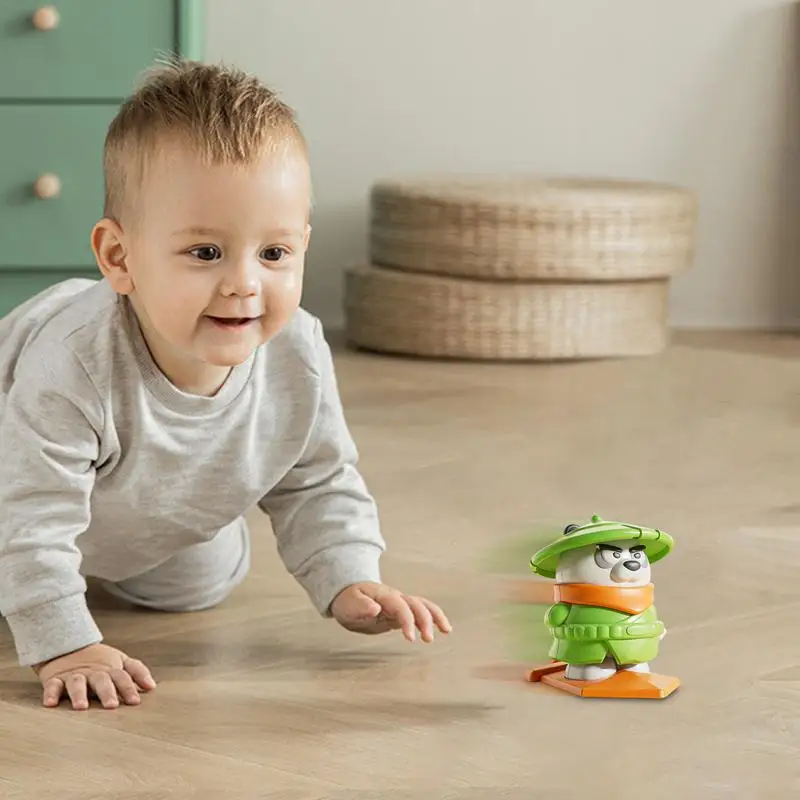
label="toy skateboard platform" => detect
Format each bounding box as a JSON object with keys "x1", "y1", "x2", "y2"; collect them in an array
[{"x1": 527, "y1": 661, "x2": 680, "y2": 699}]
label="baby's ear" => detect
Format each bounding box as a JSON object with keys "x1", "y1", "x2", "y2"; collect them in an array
[
  {"x1": 91, "y1": 218, "x2": 134, "y2": 294},
  {"x1": 303, "y1": 223, "x2": 312, "y2": 250}
]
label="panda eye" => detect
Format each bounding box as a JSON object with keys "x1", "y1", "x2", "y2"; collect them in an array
[
  {"x1": 594, "y1": 547, "x2": 618, "y2": 569},
  {"x1": 633, "y1": 551, "x2": 642, "y2": 559}
]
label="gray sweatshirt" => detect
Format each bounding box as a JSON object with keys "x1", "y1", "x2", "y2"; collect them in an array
[{"x1": 0, "y1": 279, "x2": 385, "y2": 666}]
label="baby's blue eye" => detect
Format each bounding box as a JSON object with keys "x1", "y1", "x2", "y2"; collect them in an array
[
  {"x1": 191, "y1": 246, "x2": 221, "y2": 261},
  {"x1": 261, "y1": 247, "x2": 286, "y2": 262}
]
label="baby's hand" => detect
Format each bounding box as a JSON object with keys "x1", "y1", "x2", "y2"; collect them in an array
[
  {"x1": 331, "y1": 581, "x2": 452, "y2": 643},
  {"x1": 33, "y1": 643, "x2": 156, "y2": 710}
]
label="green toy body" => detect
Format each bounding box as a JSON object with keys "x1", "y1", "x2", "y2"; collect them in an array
[{"x1": 545, "y1": 601, "x2": 664, "y2": 666}]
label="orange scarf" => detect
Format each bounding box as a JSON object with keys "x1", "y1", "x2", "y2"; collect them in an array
[{"x1": 554, "y1": 583, "x2": 654, "y2": 615}]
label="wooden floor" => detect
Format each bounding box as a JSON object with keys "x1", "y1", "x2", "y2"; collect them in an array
[{"x1": 2, "y1": 329, "x2": 799, "y2": 798}]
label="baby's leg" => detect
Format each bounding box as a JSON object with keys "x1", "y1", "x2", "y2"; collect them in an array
[{"x1": 100, "y1": 517, "x2": 251, "y2": 612}]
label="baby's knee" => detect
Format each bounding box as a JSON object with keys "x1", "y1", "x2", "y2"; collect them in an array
[
  {"x1": 99, "y1": 570, "x2": 246, "y2": 613},
  {"x1": 102, "y1": 582, "x2": 241, "y2": 614},
  {"x1": 100, "y1": 521, "x2": 251, "y2": 612}
]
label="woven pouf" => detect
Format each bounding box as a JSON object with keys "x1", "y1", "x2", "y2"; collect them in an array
[
  {"x1": 344, "y1": 264, "x2": 670, "y2": 361},
  {"x1": 369, "y1": 175, "x2": 698, "y2": 282}
]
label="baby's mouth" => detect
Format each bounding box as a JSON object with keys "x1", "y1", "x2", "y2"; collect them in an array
[{"x1": 207, "y1": 315, "x2": 260, "y2": 328}]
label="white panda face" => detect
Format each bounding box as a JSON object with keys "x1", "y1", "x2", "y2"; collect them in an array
[{"x1": 555, "y1": 539, "x2": 651, "y2": 586}]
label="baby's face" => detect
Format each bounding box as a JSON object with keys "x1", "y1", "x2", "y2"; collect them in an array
[{"x1": 101, "y1": 138, "x2": 311, "y2": 393}]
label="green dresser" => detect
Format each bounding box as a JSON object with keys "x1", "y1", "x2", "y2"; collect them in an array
[{"x1": 0, "y1": 1, "x2": 203, "y2": 319}]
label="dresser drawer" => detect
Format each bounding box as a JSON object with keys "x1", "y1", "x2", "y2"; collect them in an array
[
  {"x1": 0, "y1": 105, "x2": 117, "y2": 267},
  {"x1": 0, "y1": 1, "x2": 177, "y2": 100}
]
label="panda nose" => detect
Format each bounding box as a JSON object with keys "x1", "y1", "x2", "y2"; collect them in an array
[{"x1": 623, "y1": 560, "x2": 641, "y2": 571}]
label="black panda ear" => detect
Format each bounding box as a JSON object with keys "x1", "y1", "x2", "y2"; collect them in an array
[{"x1": 563, "y1": 524, "x2": 580, "y2": 535}]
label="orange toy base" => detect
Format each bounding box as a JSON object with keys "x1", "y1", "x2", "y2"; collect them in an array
[{"x1": 527, "y1": 662, "x2": 679, "y2": 699}]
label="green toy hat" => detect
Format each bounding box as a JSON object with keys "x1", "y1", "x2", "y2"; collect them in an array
[{"x1": 529, "y1": 515, "x2": 674, "y2": 579}]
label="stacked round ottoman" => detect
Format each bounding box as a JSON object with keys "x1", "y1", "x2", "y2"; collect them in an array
[{"x1": 343, "y1": 175, "x2": 698, "y2": 361}]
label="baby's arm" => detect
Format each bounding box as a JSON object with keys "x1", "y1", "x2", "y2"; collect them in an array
[
  {"x1": 258, "y1": 319, "x2": 386, "y2": 616},
  {"x1": 0, "y1": 348, "x2": 155, "y2": 708},
  {"x1": 0, "y1": 350, "x2": 103, "y2": 667}
]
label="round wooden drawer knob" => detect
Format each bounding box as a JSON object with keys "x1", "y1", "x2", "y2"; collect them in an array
[
  {"x1": 33, "y1": 173, "x2": 62, "y2": 200},
  {"x1": 32, "y1": 6, "x2": 60, "y2": 31}
]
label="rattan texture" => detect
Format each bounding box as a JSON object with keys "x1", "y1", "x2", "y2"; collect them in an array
[
  {"x1": 369, "y1": 175, "x2": 698, "y2": 282},
  {"x1": 344, "y1": 263, "x2": 670, "y2": 361}
]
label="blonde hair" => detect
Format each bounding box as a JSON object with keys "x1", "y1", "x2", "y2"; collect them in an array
[{"x1": 103, "y1": 58, "x2": 308, "y2": 220}]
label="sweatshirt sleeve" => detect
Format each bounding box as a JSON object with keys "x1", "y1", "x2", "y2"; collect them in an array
[
  {"x1": 0, "y1": 350, "x2": 104, "y2": 666},
  {"x1": 258, "y1": 319, "x2": 386, "y2": 616}
]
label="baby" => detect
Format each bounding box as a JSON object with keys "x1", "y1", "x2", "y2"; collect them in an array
[{"x1": 0, "y1": 60, "x2": 450, "y2": 711}]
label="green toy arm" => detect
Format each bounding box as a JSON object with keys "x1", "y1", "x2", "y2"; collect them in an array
[{"x1": 545, "y1": 602, "x2": 570, "y2": 627}]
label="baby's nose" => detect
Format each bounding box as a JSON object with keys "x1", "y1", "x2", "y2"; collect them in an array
[{"x1": 623, "y1": 560, "x2": 641, "y2": 571}]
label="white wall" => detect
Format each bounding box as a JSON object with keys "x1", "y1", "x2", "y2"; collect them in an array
[{"x1": 205, "y1": 0, "x2": 800, "y2": 330}]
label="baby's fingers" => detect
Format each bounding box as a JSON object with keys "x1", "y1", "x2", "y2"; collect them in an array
[
  {"x1": 88, "y1": 672, "x2": 119, "y2": 709},
  {"x1": 405, "y1": 596, "x2": 435, "y2": 642},
  {"x1": 66, "y1": 674, "x2": 90, "y2": 711},
  {"x1": 123, "y1": 657, "x2": 156, "y2": 691},
  {"x1": 42, "y1": 677, "x2": 65, "y2": 708},
  {"x1": 378, "y1": 593, "x2": 416, "y2": 641},
  {"x1": 110, "y1": 669, "x2": 141, "y2": 705},
  {"x1": 422, "y1": 598, "x2": 452, "y2": 634}
]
